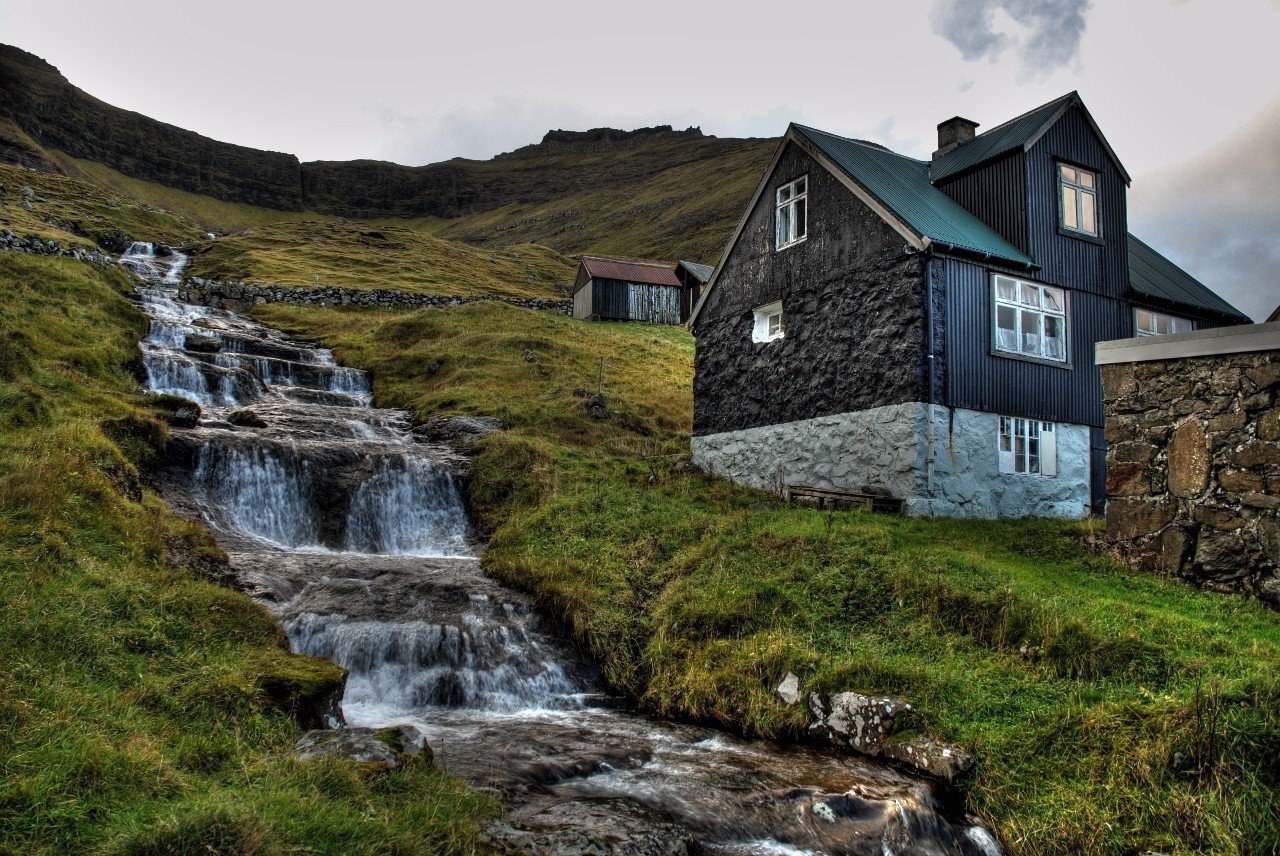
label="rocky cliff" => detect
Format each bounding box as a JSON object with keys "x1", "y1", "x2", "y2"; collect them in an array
[{"x1": 0, "y1": 46, "x2": 305, "y2": 210}]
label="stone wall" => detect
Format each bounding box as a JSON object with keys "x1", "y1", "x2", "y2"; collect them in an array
[
  {"x1": 691, "y1": 403, "x2": 1092, "y2": 518},
  {"x1": 177, "y1": 277, "x2": 572, "y2": 316},
  {"x1": 0, "y1": 230, "x2": 114, "y2": 265},
  {"x1": 1100, "y1": 332, "x2": 1280, "y2": 604}
]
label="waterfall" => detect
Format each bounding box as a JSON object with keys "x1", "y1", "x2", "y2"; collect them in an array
[
  {"x1": 123, "y1": 246, "x2": 1001, "y2": 856},
  {"x1": 194, "y1": 443, "x2": 319, "y2": 548},
  {"x1": 344, "y1": 456, "x2": 471, "y2": 556}
]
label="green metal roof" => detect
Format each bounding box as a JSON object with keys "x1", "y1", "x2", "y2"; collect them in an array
[
  {"x1": 793, "y1": 123, "x2": 1035, "y2": 268},
  {"x1": 676, "y1": 260, "x2": 715, "y2": 283},
  {"x1": 929, "y1": 93, "x2": 1075, "y2": 183},
  {"x1": 1127, "y1": 234, "x2": 1250, "y2": 322}
]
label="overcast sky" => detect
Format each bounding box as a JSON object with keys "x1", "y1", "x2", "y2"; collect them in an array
[{"x1": 5, "y1": 0, "x2": 1279, "y2": 319}]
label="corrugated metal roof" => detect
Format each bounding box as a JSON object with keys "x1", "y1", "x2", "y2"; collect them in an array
[
  {"x1": 676, "y1": 260, "x2": 715, "y2": 283},
  {"x1": 793, "y1": 124, "x2": 1035, "y2": 268},
  {"x1": 1127, "y1": 234, "x2": 1250, "y2": 321},
  {"x1": 930, "y1": 93, "x2": 1074, "y2": 183},
  {"x1": 580, "y1": 256, "x2": 681, "y2": 287},
  {"x1": 929, "y1": 91, "x2": 1131, "y2": 185}
]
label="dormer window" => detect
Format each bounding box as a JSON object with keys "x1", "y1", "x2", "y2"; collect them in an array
[
  {"x1": 1135, "y1": 308, "x2": 1192, "y2": 337},
  {"x1": 1058, "y1": 164, "x2": 1098, "y2": 237},
  {"x1": 775, "y1": 176, "x2": 807, "y2": 250}
]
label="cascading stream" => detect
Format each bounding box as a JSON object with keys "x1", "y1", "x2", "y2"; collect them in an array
[{"x1": 128, "y1": 245, "x2": 1001, "y2": 855}]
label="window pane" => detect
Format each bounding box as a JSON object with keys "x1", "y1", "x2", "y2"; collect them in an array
[
  {"x1": 1060, "y1": 165, "x2": 1077, "y2": 183},
  {"x1": 1015, "y1": 432, "x2": 1026, "y2": 473},
  {"x1": 797, "y1": 176, "x2": 806, "y2": 194},
  {"x1": 777, "y1": 206, "x2": 791, "y2": 245},
  {"x1": 1042, "y1": 287, "x2": 1063, "y2": 313},
  {"x1": 1043, "y1": 315, "x2": 1063, "y2": 359},
  {"x1": 996, "y1": 277, "x2": 1017, "y2": 302},
  {"x1": 1157, "y1": 313, "x2": 1171, "y2": 334},
  {"x1": 778, "y1": 185, "x2": 791, "y2": 203},
  {"x1": 768, "y1": 314, "x2": 781, "y2": 336},
  {"x1": 1081, "y1": 191, "x2": 1097, "y2": 234},
  {"x1": 1136, "y1": 309, "x2": 1153, "y2": 334},
  {"x1": 1173, "y1": 317, "x2": 1192, "y2": 333},
  {"x1": 1062, "y1": 186, "x2": 1078, "y2": 229},
  {"x1": 996, "y1": 305, "x2": 1017, "y2": 350},
  {"x1": 1078, "y1": 170, "x2": 1095, "y2": 189},
  {"x1": 794, "y1": 199, "x2": 806, "y2": 238},
  {"x1": 1021, "y1": 310, "x2": 1040, "y2": 354},
  {"x1": 999, "y1": 419, "x2": 1012, "y2": 451},
  {"x1": 1020, "y1": 284, "x2": 1039, "y2": 306}
]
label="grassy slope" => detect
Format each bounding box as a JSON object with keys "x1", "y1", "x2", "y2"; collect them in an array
[
  {"x1": 184, "y1": 220, "x2": 576, "y2": 299},
  {"x1": 257, "y1": 300, "x2": 1280, "y2": 856},
  {"x1": 0, "y1": 253, "x2": 495, "y2": 853},
  {"x1": 403, "y1": 135, "x2": 776, "y2": 263}
]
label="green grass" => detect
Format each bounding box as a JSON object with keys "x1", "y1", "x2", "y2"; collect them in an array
[
  {"x1": 185, "y1": 220, "x2": 577, "y2": 299},
  {"x1": 257, "y1": 300, "x2": 1280, "y2": 856},
  {"x1": 0, "y1": 252, "x2": 496, "y2": 854}
]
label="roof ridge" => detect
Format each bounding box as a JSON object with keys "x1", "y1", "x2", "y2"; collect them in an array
[
  {"x1": 967, "y1": 91, "x2": 1077, "y2": 142},
  {"x1": 581, "y1": 255, "x2": 673, "y2": 268},
  {"x1": 792, "y1": 124, "x2": 926, "y2": 163}
]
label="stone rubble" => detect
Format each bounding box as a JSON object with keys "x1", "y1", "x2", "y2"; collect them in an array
[{"x1": 0, "y1": 229, "x2": 115, "y2": 265}]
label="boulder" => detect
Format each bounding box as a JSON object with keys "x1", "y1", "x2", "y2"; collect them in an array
[
  {"x1": 484, "y1": 797, "x2": 693, "y2": 855},
  {"x1": 775, "y1": 672, "x2": 802, "y2": 705},
  {"x1": 415, "y1": 415, "x2": 504, "y2": 451},
  {"x1": 183, "y1": 333, "x2": 222, "y2": 353},
  {"x1": 287, "y1": 725, "x2": 429, "y2": 771},
  {"x1": 228, "y1": 408, "x2": 269, "y2": 428}
]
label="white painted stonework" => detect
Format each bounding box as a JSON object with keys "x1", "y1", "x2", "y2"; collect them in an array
[{"x1": 691, "y1": 402, "x2": 1091, "y2": 518}]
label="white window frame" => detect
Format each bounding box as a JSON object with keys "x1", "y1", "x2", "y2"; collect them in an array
[
  {"x1": 775, "y1": 175, "x2": 808, "y2": 250},
  {"x1": 999, "y1": 417, "x2": 1057, "y2": 477},
  {"x1": 752, "y1": 300, "x2": 784, "y2": 343},
  {"x1": 992, "y1": 275, "x2": 1068, "y2": 363},
  {"x1": 1134, "y1": 308, "x2": 1192, "y2": 337},
  {"x1": 1058, "y1": 163, "x2": 1099, "y2": 237}
]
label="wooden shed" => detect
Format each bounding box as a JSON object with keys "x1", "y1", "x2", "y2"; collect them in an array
[
  {"x1": 675, "y1": 260, "x2": 715, "y2": 322},
  {"x1": 572, "y1": 257, "x2": 686, "y2": 324}
]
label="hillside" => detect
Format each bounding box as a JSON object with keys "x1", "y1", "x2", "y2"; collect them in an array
[
  {"x1": 0, "y1": 43, "x2": 774, "y2": 264},
  {"x1": 257, "y1": 299, "x2": 1280, "y2": 855}
]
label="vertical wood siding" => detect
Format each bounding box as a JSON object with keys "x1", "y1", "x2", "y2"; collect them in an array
[
  {"x1": 940, "y1": 256, "x2": 1126, "y2": 428},
  {"x1": 591, "y1": 279, "x2": 683, "y2": 324},
  {"x1": 936, "y1": 150, "x2": 1030, "y2": 253},
  {"x1": 1023, "y1": 105, "x2": 1129, "y2": 299},
  {"x1": 572, "y1": 281, "x2": 594, "y2": 319}
]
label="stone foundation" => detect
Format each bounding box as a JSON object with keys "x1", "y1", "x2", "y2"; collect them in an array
[
  {"x1": 1098, "y1": 325, "x2": 1280, "y2": 604},
  {"x1": 691, "y1": 403, "x2": 1091, "y2": 518}
]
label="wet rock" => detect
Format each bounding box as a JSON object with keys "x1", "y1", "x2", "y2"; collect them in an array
[
  {"x1": 415, "y1": 415, "x2": 504, "y2": 451},
  {"x1": 227, "y1": 408, "x2": 269, "y2": 428},
  {"x1": 183, "y1": 333, "x2": 222, "y2": 353},
  {"x1": 19, "y1": 200, "x2": 32, "y2": 211},
  {"x1": 776, "y1": 672, "x2": 801, "y2": 705},
  {"x1": 809, "y1": 692, "x2": 975, "y2": 785},
  {"x1": 485, "y1": 798, "x2": 693, "y2": 855},
  {"x1": 288, "y1": 725, "x2": 428, "y2": 770}
]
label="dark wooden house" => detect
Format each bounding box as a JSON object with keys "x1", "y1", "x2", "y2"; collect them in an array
[
  {"x1": 572, "y1": 256, "x2": 686, "y2": 324},
  {"x1": 688, "y1": 92, "x2": 1250, "y2": 519},
  {"x1": 676, "y1": 260, "x2": 716, "y2": 321}
]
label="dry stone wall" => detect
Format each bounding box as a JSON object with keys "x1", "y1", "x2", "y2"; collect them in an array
[
  {"x1": 178, "y1": 277, "x2": 572, "y2": 315},
  {"x1": 1102, "y1": 347, "x2": 1280, "y2": 604}
]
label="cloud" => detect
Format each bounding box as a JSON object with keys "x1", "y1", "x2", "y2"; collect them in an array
[
  {"x1": 1129, "y1": 98, "x2": 1280, "y2": 322},
  {"x1": 930, "y1": 0, "x2": 1091, "y2": 80}
]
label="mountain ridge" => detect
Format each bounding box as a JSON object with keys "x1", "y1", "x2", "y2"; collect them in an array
[{"x1": 0, "y1": 44, "x2": 775, "y2": 261}]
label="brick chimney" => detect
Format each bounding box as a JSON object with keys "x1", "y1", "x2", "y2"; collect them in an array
[{"x1": 934, "y1": 116, "x2": 979, "y2": 158}]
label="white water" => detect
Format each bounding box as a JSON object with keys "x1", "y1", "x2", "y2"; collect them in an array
[{"x1": 125, "y1": 245, "x2": 1001, "y2": 854}]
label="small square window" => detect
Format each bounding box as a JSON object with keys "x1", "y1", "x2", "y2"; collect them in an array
[
  {"x1": 753, "y1": 300, "x2": 784, "y2": 343},
  {"x1": 1059, "y1": 163, "x2": 1099, "y2": 237},
  {"x1": 775, "y1": 176, "x2": 808, "y2": 250}
]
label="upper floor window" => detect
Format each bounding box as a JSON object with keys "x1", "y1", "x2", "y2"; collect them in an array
[
  {"x1": 1058, "y1": 164, "x2": 1098, "y2": 237},
  {"x1": 993, "y1": 275, "x2": 1067, "y2": 362},
  {"x1": 1135, "y1": 308, "x2": 1192, "y2": 337},
  {"x1": 752, "y1": 300, "x2": 784, "y2": 342},
  {"x1": 775, "y1": 176, "x2": 807, "y2": 250}
]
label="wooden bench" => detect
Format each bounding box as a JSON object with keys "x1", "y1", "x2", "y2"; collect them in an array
[{"x1": 785, "y1": 485, "x2": 904, "y2": 515}]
